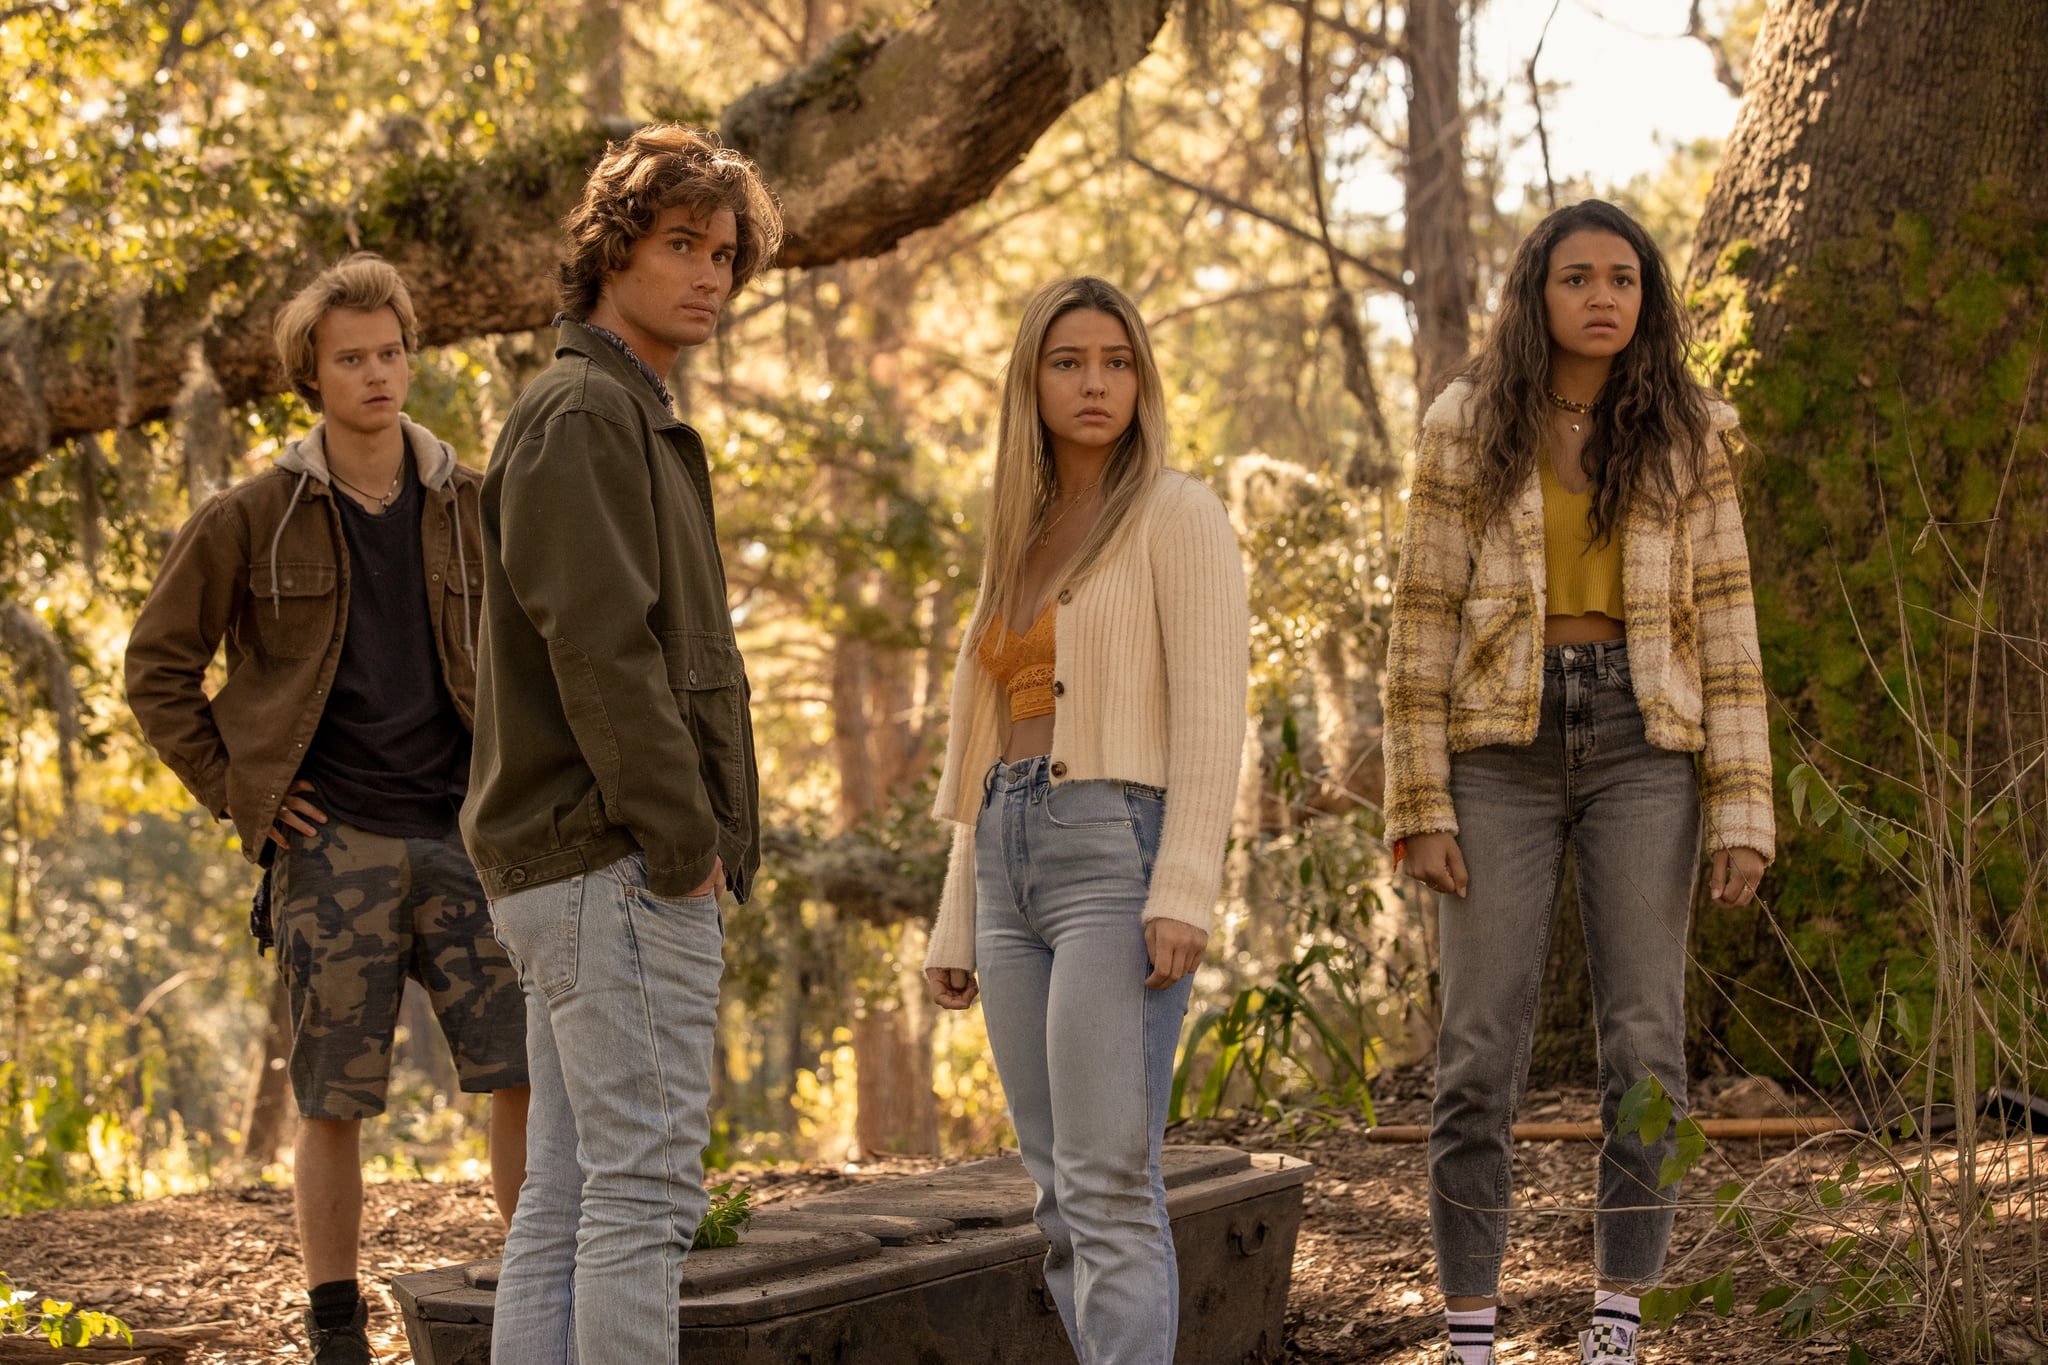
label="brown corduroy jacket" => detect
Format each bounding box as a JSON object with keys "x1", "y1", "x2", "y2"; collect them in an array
[{"x1": 125, "y1": 416, "x2": 482, "y2": 859}]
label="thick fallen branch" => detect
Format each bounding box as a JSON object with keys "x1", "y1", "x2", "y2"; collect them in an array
[
  {"x1": 1366, "y1": 1117, "x2": 1849, "y2": 1142},
  {"x1": 0, "y1": 1320, "x2": 227, "y2": 1364},
  {"x1": 0, "y1": 0, "x2": 1171, "y2": 481}
]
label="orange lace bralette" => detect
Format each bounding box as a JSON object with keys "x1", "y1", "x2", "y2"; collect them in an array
[{"x1": 977, "y1": 603, "x2": 1057, "y2": 720}]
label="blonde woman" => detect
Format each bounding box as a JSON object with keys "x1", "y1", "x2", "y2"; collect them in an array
[{"x1": 925, "y1": 276, "x2": 1248, "y2": 1363}]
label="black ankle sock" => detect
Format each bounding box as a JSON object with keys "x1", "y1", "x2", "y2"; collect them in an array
[{"x1": 309, "y1": 1279, "x2": 360, "y2": 1330}]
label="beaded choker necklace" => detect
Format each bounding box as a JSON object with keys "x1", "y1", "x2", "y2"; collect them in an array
[{"x1": 1547, "y1": 388, "x2": 1595, "y2": 434}]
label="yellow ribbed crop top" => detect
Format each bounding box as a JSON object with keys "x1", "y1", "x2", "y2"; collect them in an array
[
  {"x1": 1540, "y1": 457, "x2": 1625, "y2": 620},
  {"x1": 976, "y1": 604, "x2": 1057, "y2": 720}
]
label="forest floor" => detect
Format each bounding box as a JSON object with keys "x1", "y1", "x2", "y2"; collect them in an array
[{"x1": 2, "y1": 1074, "x2": 2044, "y2": 1363}]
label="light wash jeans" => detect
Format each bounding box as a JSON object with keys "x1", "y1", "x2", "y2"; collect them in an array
[
  {"x1": 1430, "y1": 640, "x2": 1702, "y2": 1296},
  {"x1": 975, "y1": 756, "x2": 1196, "y2": 1365},
  {"x1": 486, "y1": 852, "x2": 723, "y2": 1365}
]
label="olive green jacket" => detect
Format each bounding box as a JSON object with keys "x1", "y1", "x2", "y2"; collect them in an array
[{"x1": 461, "y1": 322, "x2": 760, "y2": 902}]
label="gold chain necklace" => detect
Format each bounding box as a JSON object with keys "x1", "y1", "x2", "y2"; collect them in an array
[
  {"x1": 1546, "y1": 388, "x2": 1595, "y2": 434},
  {"x1": 1035, "y1": 474, "x2": 1104, "y2": 547}
]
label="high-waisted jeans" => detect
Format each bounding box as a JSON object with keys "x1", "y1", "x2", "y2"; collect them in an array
[
  {"x1": 975, "y1": 756, "x2": 1195, "y2": 1365},
  {"x1": 1429, "y1": 639, "x2": 1702, "y2": 1296}
]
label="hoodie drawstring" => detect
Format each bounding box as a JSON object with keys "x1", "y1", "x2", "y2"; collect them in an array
[
  {"x1": 452, "y1": 487, "x2": 473, "y2": 657},
  {"x1": 267, "y1": 469, "x2": 312, "y2": 616}
]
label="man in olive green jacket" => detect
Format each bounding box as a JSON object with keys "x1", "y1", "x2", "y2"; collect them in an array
[{"x1": 463, "y1": 125, "x2": 782, "y2": 1365}]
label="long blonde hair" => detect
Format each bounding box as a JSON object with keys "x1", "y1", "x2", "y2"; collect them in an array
[{"x1": 971, "y1": 277, "x2": 1168, "y2": 642}]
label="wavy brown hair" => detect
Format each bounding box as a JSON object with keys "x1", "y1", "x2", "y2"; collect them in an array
[
  {"x1": 1466, "y1": 199, "x2": 1711, "y2": 543},
  {"x1": 556, "y1": 124, "x2": 784, "y2": 319}
]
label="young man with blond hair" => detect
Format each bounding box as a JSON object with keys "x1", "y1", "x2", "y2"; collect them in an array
[
  {"x1": 462, "y1": 125, "x2": 780, "y2": 1364},
  {"x1": 126, "y1": 253, "x2": 529, "y2": 1365}
]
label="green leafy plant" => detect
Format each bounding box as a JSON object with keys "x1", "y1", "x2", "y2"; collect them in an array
[
  {"x1": 692, "y1": 1181, "x2": 754, "y2": 1250},
  {"x1": 1622, "y1": 1075, "x2": 1922, "y2": 1349},
  {"x1": 0, "y1": 1272, "x2": 133, "y2": 1350}
]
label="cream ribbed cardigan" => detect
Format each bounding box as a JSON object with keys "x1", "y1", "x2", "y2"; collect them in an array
[{"x1": 925, "y1": 471, "x2": 1250, "y2": 972}]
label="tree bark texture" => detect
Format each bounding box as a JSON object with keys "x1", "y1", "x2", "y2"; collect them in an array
[
  {"x1": 1673, "y1": 0, "x2": 2048, "y2": 1078},
  {"x1": 238, "y1": 976, "x2": 296, "y2": 1168},
  {"x1": 0, "y1": 0, "x2": 1171, "y2": 481},
  {"x1": 1399, "y1": 0, "x2": 1473, "y2": 406}
]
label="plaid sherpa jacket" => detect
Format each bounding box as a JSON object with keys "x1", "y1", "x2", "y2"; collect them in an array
[{"x1": 1383, "y1": 379, "x2": 1775, "y2": 860}]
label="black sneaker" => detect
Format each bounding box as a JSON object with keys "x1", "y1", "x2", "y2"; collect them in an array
[{"x1": 304, "y1": 1299, "x2": 371, "y2": 1365}]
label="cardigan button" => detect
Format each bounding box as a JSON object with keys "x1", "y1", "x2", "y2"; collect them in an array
[
  {"x1": 1050, "y1": 761, "x2": 1068, "y2": 779},
  {"x1": 1051, "y1": 681, "x2": 1065, "y2": 697}
]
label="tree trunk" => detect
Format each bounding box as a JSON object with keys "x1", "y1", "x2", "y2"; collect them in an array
[
  {"x1": 395, "y1": 979, "x2": 460, "y2": 1099},
  {"x1": 1400, "y1": 0, "x2": 1474, "y2": 406},
  {"x1": 1672, "y1": 0, "x2": 2048, "y2": 1081},
  {"x1": 239, "y1": 976, "x2": 296, "y2": 1168},
  {"x1": 580, "y1": 0, "x2": 627, "y2": 124},
  {"x1": 0, "y1": 0, "x2": 1173, "y2": 481}
]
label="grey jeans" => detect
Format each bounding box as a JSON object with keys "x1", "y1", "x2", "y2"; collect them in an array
[{"x1": 1429, "y1": 639, "x2": 1701, "y2": 1296}]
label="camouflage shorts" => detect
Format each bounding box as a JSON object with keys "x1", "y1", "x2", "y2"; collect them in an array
[{"x1": 271, "y1": 818, "x2": 528, "y2": 1120}]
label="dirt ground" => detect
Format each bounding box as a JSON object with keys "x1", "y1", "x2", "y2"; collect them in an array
[{"x1": 2, "y1": 1080, "x2": 2044, "y2": 1363}]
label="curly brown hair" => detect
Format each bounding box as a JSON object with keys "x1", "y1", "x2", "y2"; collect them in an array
[
  {"x1": 556, "y1": 125, "x2": 785, "y2": 320},
  {"x1": 271, "y1": 253, "x2": 419, "y2": 411},
  {"x1": 1465, "y1": 199, "x2": 1712, "y2": 544}
]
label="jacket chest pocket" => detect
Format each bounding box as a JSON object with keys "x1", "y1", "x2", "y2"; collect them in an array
[
  {"x1": 244, "y1": 561, "x2": 337, "y2": 661},
  {"x1": 662, "y1": 632, "x2": 748, "y2": 831},
  {"x1": 441, "y1": 560, "x2": 483, "y2": 647}
]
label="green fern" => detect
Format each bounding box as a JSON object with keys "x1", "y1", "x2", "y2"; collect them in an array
[{"x1": 692, "y1": 1182, "x2": 753, "y2": 1250}]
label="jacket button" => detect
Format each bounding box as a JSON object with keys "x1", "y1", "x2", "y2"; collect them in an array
[
  {"x1": 688, "y1": 669, "x2": 699, "y2": 685},
  {"x1": 1057, "y1": 589, "x2": 1072, "y2": 605},
  {"x1": 1051, "y1": 681, "x2": 1065, "y2": 697},
  {"x1": 509, "y1": 869, "x2": 528, "y2": 886},
  {"x1": 431, "y1": 572, "x2": 441, "y2": 582},
  {"x1": 1050, "y1": 761, "x2": 1068, "y2": 779}
]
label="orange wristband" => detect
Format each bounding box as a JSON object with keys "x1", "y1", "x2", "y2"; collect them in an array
[{"x1": 1392, "y1": 838, "x2": 1408, "y2": 868}]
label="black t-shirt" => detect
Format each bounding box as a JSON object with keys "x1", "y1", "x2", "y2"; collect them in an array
[{"x1": 299, "y1": 451, "x2": 471, "y2": 838}]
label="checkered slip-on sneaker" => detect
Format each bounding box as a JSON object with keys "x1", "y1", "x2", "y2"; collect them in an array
[
  {"x1": 1580, "y1": 1321, "x2": 1637, "y2": 1363},
  {"x1": 1441, "y1": 1348, "x2": 1495, "y2": 1365}
]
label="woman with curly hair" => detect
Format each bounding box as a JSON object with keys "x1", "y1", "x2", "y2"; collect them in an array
[{"x1": 1383, "y1": 199, "x2": 1776, "y2": 1365}]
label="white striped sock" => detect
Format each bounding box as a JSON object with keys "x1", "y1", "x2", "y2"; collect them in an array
[{"x1": 1446, "y1": 1306, "x2": 1497, "y2": 1365}]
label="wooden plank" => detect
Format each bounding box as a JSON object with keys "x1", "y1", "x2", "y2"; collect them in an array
[{"x1": 1365, "y1": 1117, "x2": 1851, "y2": 1142}]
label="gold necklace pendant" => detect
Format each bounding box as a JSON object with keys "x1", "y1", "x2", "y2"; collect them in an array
[
  {"x1": 1035, "y1": 474, "x2": 1105, "y2": 547},
  {"x1": 1547, "y1": 388, "x2": 1592, "y2": 436}
]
